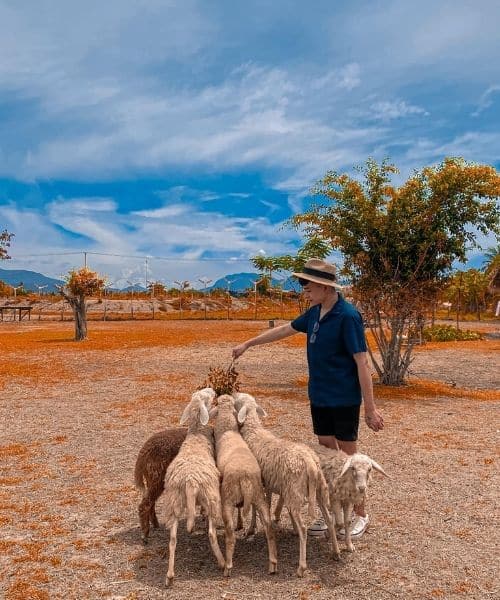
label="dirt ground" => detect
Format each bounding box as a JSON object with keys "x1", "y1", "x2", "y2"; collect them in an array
[{"x1": 0, "y1": 320, "x2": 499, "y2": 600}]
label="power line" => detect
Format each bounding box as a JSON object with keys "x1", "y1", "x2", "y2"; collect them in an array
[{"x1": 10, "y1": 250, "x2": 253, "y2": 262}]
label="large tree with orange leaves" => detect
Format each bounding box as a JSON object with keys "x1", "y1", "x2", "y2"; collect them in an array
[
  {"x1": 290, "y1": 157, "x2": 500, "y2": 385},
  {"x1": 60, "y1": 267, "x2": 106, "y2": 341}
]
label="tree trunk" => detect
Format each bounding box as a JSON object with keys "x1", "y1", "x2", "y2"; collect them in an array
[{"x1": 60, "y1": 289, "x2": 88, "y2": 341}]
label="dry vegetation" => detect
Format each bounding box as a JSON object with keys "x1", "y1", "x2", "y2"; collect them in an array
[{"x1": 0, "y1": 319, "x2": 499, "y2": 600}]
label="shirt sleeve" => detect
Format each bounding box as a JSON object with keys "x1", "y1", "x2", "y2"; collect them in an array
[
  {"x1": 291, "y1": 308, "x2": 310, "y2": 333},
  {"x1": 342, "y1": 311, "x2": 367, "y2": 355}
]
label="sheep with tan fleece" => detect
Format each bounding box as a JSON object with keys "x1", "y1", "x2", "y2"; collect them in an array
[
  {"x1": 161, "y1": 388, "x2": 225, "y2": 587},
  {"x1": 234, "y1": 392, "x2": 339, "y2": 577}
]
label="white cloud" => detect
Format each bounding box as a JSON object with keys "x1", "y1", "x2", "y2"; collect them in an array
[
  {"x1": 472, "y1": 85, "x2": 500, "y2": 117},
  {"x1": 370, "y1": 100, "x2": 429, "y2": 121}
]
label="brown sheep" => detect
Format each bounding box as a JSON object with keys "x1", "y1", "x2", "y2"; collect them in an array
[{"x1": 134, "y1": 427, "x2": 187, "y2": 543}]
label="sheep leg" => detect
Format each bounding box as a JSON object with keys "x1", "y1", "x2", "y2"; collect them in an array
[
  {"x1": 222, "y1": 503, "x2": 236, "y2": 577},
  {"x1": 235, "y1": 506, "x2": 243, "y2": 531},
  {"x1": 165, "y1": 519, "x2": 178, "y2": 587},
  {"x1": 255, "y1": 498, "x2": 278, "y2": 574},
  {"x1": 273, "y1": 494, "x2": 284, "y2": 524},
  {"x1": 343, "y1": 504, "x2": 355, "y2": 552},
  {"x1": 244, "y1": 505, "x2": 257, "y2": 537},
  {"x1": 318, "y1": 500, "x2": 340, "y2": 559},
  {"x1": 207, "y1": 516, "x2": 226, "y2": 569},
  {"x1": 138, "y1": 497, "x2": 152, "y2": 543},
  {"x1": 289, "y1": 509, "x2": 307, "y2": 577}
]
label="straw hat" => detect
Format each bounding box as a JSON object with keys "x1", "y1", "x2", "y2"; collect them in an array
[{"x1": 292, "y1": 258, "x2": 342, "y2": 289}]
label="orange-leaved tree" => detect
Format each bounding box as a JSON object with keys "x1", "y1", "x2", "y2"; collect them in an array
[
  {"x1": 289, "y1": 157, "x2": 500, "y2": 385},
  {"x1": 60, "y1": 267, "x2": 106, "y2": 341}
]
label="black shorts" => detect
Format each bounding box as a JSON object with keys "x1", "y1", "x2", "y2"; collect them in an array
[{"x1": 310, "y1": 404, "x2": 360, "y2": 441}]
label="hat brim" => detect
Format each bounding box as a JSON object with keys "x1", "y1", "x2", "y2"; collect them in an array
[{"x1": 292, "y1": 272, "x2": 343, "y2": 289}]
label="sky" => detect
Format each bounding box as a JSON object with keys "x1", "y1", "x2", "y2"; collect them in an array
[{"x1": 0, "y1": 0, "x2": 499, "y2": 288}]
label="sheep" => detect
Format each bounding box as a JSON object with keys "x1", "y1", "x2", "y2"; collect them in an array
[
  {"x1": 162, "y1": 388, "x2": 225, "y2": 586},
  {"x1": 313, "y1": 444, "x2": 388, "y2": 552},
  {"x1": 234, "y1": 392, "x2": 339, "y2": 577},
  {"x1": 134, "y1": 427, "x2": 187, "y2": 544},
  {"x1": 211, "y1": 394, "x2": 278, "y2": 577}
]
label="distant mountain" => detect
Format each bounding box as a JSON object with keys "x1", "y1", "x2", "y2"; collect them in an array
[
  {"x1": 210, "y1": 272, "x2": 300, "y2": 292},
  {"x1": 0, "y1": 268, "x2": 64, "y2": 293}
]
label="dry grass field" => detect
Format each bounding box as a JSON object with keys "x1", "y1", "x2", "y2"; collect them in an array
[{"x1": 0, "y1": 319, "x2": 499, "y2": 600}]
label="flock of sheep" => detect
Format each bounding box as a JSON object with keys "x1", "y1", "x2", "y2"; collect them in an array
[{"x1": 134, "y1": 388, "x2": 388, "y2": 587}]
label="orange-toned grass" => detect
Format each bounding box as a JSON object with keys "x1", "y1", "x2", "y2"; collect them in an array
[
  {"x1": 5, "y1": 581, "x2": 50, "y2": 600},
  {"x1": 294, "y1": 375, "x2": 499, "y2": 401},
  {"x1": 414, "y1": 339, "x2": 500, "y2": 353}
]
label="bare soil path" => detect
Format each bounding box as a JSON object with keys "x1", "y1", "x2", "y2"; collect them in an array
[{"x1": 0, "y1": 320, "x2": 499, "y2": 600}]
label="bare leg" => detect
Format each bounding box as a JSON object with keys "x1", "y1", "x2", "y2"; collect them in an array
[
  {"x1": 207, "y1": 516, "x2": 226, "y2": 569},
  {"x1": 165, "y1": 519, "x2": 178, "y2": 587},
  {"x1": 222, "y1": 503, "x2": 235, "y2": 577},
  {"x1": 289, "y1": 509, "x2": 307, "y2": 577},
  {"x1": 138, "y1": 497, "x2": 151, "y2": 544}
]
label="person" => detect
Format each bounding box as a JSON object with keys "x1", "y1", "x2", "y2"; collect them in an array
[{"x1": 232, "y1": 258, "x2": 384, "y2": 538}]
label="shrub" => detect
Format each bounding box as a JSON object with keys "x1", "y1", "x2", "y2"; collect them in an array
[{"x1": 422, "y1": 325, "x2": 482, "y2": 342}]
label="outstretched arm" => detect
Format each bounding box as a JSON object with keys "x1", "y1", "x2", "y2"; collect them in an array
[{"x1": 232, "y1": 323, "x2": 298, "y2": 359}]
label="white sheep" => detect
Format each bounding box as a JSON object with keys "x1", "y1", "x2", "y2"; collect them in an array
[
  {"x1": 313, "y1": 444, "x2": 388, "y2": 552},
  {"x1": 211, "y1": 394, "x2": 278, "y2": 576},
  {"x1": 234, "y1": 392, "x2": 339, "y2": 577},
  {"x1": 162, "y1": 388, "x2": 225, "y2": 586}
]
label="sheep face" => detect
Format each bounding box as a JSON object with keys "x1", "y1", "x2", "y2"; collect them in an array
[{"x1": 340, "y1": 454, "x2": 389, "y2": 493}]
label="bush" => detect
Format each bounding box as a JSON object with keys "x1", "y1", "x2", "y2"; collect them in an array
[{"x1": 422, "y1": 325, "x2": 482, "y2": 342}]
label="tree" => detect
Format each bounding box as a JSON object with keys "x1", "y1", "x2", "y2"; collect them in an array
[
  {"x1": 289, "y1": 157, "x2": 500, "y2": 385},
  {"x1": 1, "y1": 230, "x2": 14, "y2": 260},
  {"x1": 59, "y1": 267, "x2": 106, "y2": 341}
]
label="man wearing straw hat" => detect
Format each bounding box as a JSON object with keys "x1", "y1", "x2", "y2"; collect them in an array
[{"x1": 232, "y1": 258, "x2": 384, "y2": 539}]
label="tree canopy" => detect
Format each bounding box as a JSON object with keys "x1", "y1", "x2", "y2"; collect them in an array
[{"x1": 288, "y1": 157, "x2": 500, "y2": 384}]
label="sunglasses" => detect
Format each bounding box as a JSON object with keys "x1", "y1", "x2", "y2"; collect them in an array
[{"x1": 310, "y1": 320, "x2": 320, "y2": 343}]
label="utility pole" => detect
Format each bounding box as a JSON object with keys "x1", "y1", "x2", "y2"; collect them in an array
[
  {"x1": 36, "y1": 284, "x2": 48, "y2": 298},
  {"x1": 127, "y1": 280, "x2": 135, "y2": 319},
  {"x1": 198, "y1": 277, "x2": 212, "y2": 320},
  {"x1": 253, "y1": 280, "x2": 258, "y2": 320},
  {"x1": 84, "y1": 252, "x2": 87, "y2": 268}
]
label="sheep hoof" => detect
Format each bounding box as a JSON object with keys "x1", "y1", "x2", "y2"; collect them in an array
[
  {"x1": 296, "y1": 565, "x2": 306, "y2": 577},
  {"x1": 165, "y1": 576, "x2": 174, "y2": 587},
  {"x1": 269, "y1": 562, "x2": 278, "y2": 575},
  {"x1": 141, "y1": 535, "x2": 149, "y2": 545},
  {"x1": 347, "y1": 543, "x2": 355, "y2": 553},
  {"x1": 224, "y1": 566, "x2": 232, "y2": 577},
  {"x1": 332, "y1": 551, "x2": 341, "y2": 561}
]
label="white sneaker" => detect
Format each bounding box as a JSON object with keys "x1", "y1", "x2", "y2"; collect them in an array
[
  {"x1": 338, "y1": 514, "x2": 369, "y2": 539},
  {"x1": 308, "y1": 517, "x2": 328, "y2": 536}
]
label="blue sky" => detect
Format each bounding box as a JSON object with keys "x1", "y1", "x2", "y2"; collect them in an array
[{"x1": 0, "y1": 0, "x2": 499, "y2": 287}]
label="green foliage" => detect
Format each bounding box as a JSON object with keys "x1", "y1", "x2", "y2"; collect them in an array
[
  {"x1": 291, "y1": 157, "x2": 500, "y2": 293},
  {"x1": 287, "y1": 157, "x2": 500, "y2": 385},
  {"x1": 422, "y1": 325, "x2": 482, "y2": 342}
]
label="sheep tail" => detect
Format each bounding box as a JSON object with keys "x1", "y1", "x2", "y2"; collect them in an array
[
  {"x1": 185, "y1": 480, "x2": 198, "y2": 533},
  {"x1": 240, "y1": 477, "x2": 254, "y2": 520},
  {"x1": 306, "y1": 461, "x2": 318, "y2": 520},
  {"x1": 133, "y1": 459, "x2": 145, "y2": 492}
]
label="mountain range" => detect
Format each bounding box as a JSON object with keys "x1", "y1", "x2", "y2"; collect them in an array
[{"x1": 0, "y1": 268, "x2": 300, "y2": 293}]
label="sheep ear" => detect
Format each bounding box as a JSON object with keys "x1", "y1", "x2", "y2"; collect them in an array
[
  {"x1": 340, "y1": 456, "x2": 353, "y2": 477},
  {"x1": 237, "y1": 405, "x2": 248, "y2": 424},
  {"x1": 371, "y1": 459, "x2": 390, "y2": 478},
  {"x1": 200, "y1": 403, "x2": 210, "y2": 426},
  {"x1": 208, "y1": 407, "x2": 218, "y2": 419},
  {"x1": 256, "y1": 405, "x2": 267, "y2": 418},
  {"x1": 179, "y1": 404, "x2": 191, "y2": 425}
]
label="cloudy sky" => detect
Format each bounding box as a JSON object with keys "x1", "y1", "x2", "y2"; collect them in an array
[{"x1": 1, "y1": 0, "x2": 499, "y2": 287}]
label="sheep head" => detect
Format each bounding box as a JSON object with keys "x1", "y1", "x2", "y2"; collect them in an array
[
  {"x1": 233, "y1": 392, "x2": 267, "y2": 424},
  {"x1": 180, "y1": 387, "x2": 215, "y2": 426},
  {"x1": 339, "y1": 453, "x2": 389, "y2": 493}
]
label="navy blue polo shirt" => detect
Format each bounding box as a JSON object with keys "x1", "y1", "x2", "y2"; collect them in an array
[{"x1": 291, "y1": 294, "x2": 367, "y2": 407}]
